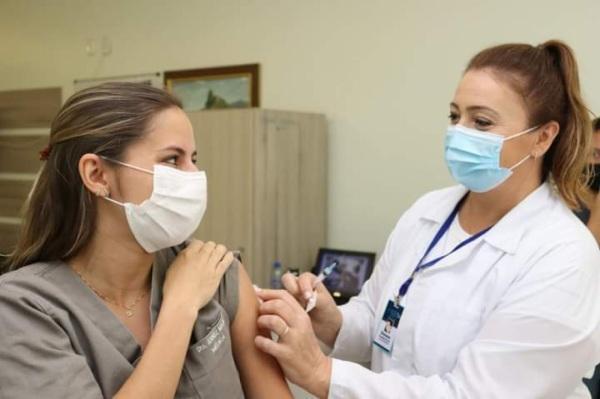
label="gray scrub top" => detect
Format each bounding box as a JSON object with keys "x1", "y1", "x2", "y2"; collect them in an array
[{"x1": 0, "y1": 248, "x2": 244, "y2": 399}]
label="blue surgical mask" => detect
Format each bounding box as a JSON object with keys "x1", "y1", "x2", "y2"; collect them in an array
[{"x1": 444, "y1": 124, "x2": 538, "y2": 193}]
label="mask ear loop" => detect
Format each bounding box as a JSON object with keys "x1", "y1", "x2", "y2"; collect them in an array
[
  {"x1": 93, "y1": 186, "x2": 124, "y2": 207},
  {"x1": 102, "y1": 195, "x2": 126, "y2": 207},
  {"x1": 99, "y1": 156, "x2": 154, "y2": 175},
  {"x1": 509, "y1": 154, "x2": 532, "y2": 171},
  {"x1": 504, "y1": 125, "x2": 542, "y2": 171},
  {"x1": 97, "y1": 156, "x2": 155, "y2": 207},
  {"x1": 503, "y1": 125, "x2": 541, "y2": 142}
]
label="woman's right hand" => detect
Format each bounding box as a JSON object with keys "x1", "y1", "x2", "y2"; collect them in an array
[
  {"x1": 280, "y1": 272, "x2": 342, "y2": 348},
  {"x1": 162, "y1": 240, "x2": 234, "y2": 317}
]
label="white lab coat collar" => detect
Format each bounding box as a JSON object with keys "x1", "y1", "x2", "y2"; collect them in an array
[{"x1": 418, "y1": 183, "x2": 556, "y2": 255}]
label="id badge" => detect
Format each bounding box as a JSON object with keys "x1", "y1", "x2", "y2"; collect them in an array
[{"x1": 373, "y1": 296, "x2": 404, "y2": 353}]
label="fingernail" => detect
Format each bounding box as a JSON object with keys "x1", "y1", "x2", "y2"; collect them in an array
[
  {"x1": 253, "y1": 284, "x2": 262, "y2": 293},
  {"x1": 304, "y1": 291, "x2": 312, "y2": 300}
]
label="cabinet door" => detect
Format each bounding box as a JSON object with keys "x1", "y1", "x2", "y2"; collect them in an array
[
  {"x1": 187, "y1": 110, "x2": 255, "y2": 274},
  {"x1": 253, "y1": 111, "x2": 327, "y2": 287}
]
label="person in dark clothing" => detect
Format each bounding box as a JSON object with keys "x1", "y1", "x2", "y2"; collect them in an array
[{"x1": 576, "y1": 117, "x2": 600, "y2": 232}]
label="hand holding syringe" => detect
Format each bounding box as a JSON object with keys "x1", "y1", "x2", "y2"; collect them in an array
[{"x1": 305, "y1": 260, "x2": 338, "y2": 312}]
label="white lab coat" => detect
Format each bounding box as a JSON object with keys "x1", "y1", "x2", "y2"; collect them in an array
[{"x1": 329, "y1": 183, "x2": 600, "y2": 399}]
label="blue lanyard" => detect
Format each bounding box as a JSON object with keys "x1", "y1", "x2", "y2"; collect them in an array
[{"x1": 397, "y1": 197, "x2": 493, "y2": 298}]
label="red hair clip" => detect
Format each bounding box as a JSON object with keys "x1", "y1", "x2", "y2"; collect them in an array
[{"x1": 39, "y1": 145, "x2": 52, "y2": 161}]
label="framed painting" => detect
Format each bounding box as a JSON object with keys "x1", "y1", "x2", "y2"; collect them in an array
[{"x1": 164, "y1": 64, "x2": 259, "y2": 111}]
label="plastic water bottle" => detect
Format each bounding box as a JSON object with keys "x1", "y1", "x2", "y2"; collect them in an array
[{"x1": 270, "y1": 261, "x2": 283, "y2": 289}]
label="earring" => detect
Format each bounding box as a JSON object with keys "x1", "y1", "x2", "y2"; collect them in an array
[{"x1": 96, "y1": 188, "x2": 109, "y2": 197}]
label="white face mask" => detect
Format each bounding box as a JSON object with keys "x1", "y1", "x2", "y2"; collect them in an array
[{"x1": 101, "y1": 157, "x2": 207, "y2": 253}]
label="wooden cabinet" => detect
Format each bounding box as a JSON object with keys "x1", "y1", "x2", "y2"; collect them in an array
[
  {"x1": 0, "y1": 88, "x2": 61, "y2": 254},
  {"x1": 188, "y1": 109, "x2": 327, "y2": 288}
]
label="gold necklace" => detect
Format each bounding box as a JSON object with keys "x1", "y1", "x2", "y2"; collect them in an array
[{"x1": 73, "y1": 267, "x2": 147, "y2": 318}]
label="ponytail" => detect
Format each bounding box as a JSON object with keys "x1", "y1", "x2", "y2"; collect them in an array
[{"x1": 467, "y1": 39, "x2": 592, "y2": 209}]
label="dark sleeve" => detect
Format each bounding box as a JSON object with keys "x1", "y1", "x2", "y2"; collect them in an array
[
  {"x1": 0, "y1": 286, "x2": 103, "y2": 399},
  {"x1": 574, "y1": 206, "x2": 591, "y2": 224}
]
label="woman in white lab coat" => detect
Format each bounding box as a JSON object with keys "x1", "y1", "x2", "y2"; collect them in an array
[{"x1": 254, "y1": 40, "x2": 600, "y2": 398}]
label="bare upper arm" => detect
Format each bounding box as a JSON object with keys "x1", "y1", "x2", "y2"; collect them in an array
[{"x1": 230, "y1": 264, "x2": 293, "y2": 399}]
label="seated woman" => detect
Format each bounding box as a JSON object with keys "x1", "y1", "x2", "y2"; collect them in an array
[{"x1": 0, "y1": 82, "x2": 293, "y2": 399}]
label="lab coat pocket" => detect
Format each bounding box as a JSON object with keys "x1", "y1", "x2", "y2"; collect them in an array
[{"x1": 413, "y1": 303, "x2": 483, "y2": 376}]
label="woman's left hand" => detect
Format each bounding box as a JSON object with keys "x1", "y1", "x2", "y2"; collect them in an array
[{"x1": 254, "y1": 289, "x2": 332, "y2": 399}]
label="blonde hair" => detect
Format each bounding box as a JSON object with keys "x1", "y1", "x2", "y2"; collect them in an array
[
  {"x1": 4, "y1": 82, "x2": 181, "y2": 272},
  {"x1": 466, "y1": 40, "x2": 592, "y2": 209}
]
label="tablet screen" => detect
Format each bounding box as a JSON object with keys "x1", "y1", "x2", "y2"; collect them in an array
[{"x1": 313, "y1": 249, "x2": 376, "y2": 299}]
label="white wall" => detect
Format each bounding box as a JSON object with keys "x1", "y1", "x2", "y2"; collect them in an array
[{"x1": 1, "y1": 0, "x2": 598, "y2": 257}]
